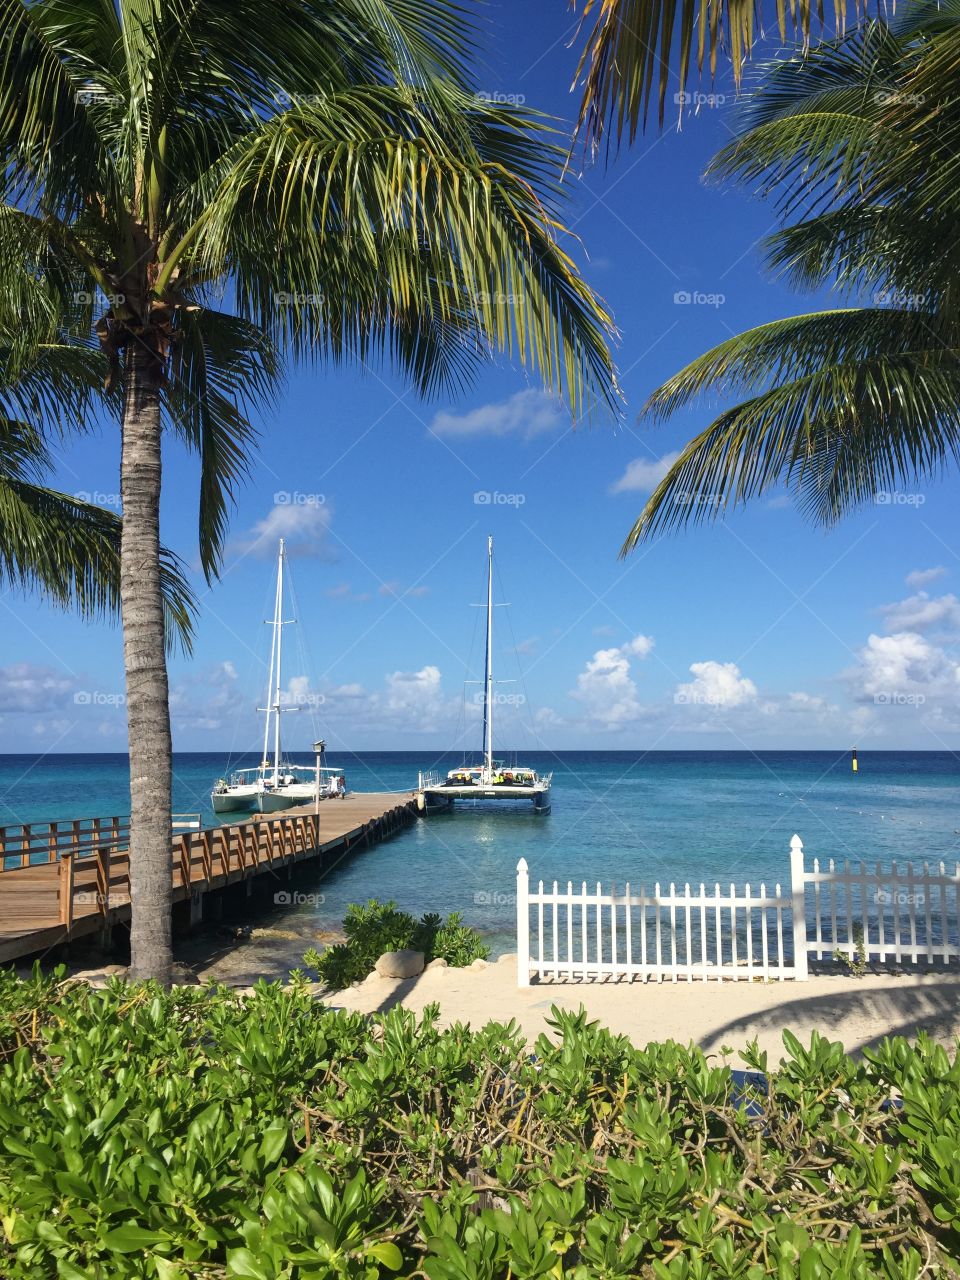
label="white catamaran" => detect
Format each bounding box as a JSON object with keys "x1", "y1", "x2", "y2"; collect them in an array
[
  {"x1": 417, "y1": 536, "x2": 551, "y2": 813},
  {"x1": 211, "y1": 540, "x2": 346, "y2": 815}
]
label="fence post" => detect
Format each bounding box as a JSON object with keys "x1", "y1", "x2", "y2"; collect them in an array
[
  {"x1": 790, "y1": 834, "x2": 808, "y2": 980},
  {"x1": 516, "y1": 858, "x2": 530, "y2": 988},
  {"x1": 59, "y1": 852, "x2": 75, "y2": 929}
]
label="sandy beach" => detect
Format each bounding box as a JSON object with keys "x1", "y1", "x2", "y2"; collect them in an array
[{"x1": 316, "y1": 954, "x2": 960, "y2": 1060}]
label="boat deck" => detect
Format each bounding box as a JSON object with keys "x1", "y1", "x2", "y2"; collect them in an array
[
  {"x1": 0, "y1": 792, "x2": 418, "y2": 964},
  {"x1": 423, "y1": 783, "x2": 548, "y2": 800}
]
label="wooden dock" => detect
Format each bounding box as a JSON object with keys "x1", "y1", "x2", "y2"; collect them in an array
[{"x1": 0, "y1": 792, "x2": 419, "y2": 964}]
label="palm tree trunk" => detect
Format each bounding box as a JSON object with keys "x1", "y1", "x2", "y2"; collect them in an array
[{"x1": 120, "y1": 336, "x2": 173, "y2": 985}]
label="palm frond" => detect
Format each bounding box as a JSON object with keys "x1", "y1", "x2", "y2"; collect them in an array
[
  {"x1": 164, "y1": 307, "x2": 279, "y2": 582},
  {"x1": 762, "y1": 206, "x2": 960, "y2": 310},
  {"x1": 0, "y1": 469, "x2": 195, "y2": 652},
  {"x1": 0, "y1": 0, "x2": 119, "y2": 216},
  {"x1": 571, "y1": 0, "x2": 859, "y2": 147},
  {"x1": 179, "y1": 87, "x2": 619, "y2": 417},
  {"x1": 625, "y1": 307, "x2": 960, "y2": 549}
]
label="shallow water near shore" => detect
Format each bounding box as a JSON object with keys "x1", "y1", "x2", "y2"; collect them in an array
[{"x1": 2, "y1": 750, "x2": 958, "y2": 978}]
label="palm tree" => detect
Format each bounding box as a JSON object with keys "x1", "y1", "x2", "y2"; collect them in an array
[
  {"x1": 0, "y1": 0, "x2": 619, "y2": 984},
  {"x1": 572, "y1": 0, "x2": 861, "y2": 143},
  {"x1": 621, "y1": 3, "x2": 960, "y2": 550}
]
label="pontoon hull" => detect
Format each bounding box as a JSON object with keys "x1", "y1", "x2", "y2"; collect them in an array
[
  {"x1": 255, "y1": 789, "x2": 301, "y2": 814},
  {"x1": 211, "y1": 789, "x2": 259, "y2": 814},
  {"x1": 422, "y1": 783, "x2": 551, "y2": 813}
]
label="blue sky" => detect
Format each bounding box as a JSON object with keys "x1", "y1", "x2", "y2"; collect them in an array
[{"x1": 3, "y1": 1, "x2": 959, "y2": 755}]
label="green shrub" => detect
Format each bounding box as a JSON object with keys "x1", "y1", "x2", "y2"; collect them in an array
[
  {"x1": 0, "y1": 965, "x2": 957, "y2": 1277},
  {"x1": 303, "y1": 898, "x2": 489, "y2": 988}
]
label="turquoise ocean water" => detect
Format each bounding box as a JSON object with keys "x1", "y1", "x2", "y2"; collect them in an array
[{"x1": 1, "y1": 750, "x2": 957, "y2": 959}]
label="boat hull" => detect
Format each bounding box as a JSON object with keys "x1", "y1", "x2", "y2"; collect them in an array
[
  {"x1": 256, "y1": 789, "x2": 302, "y2": 814},
  {"x1": 422, "y1": 783, "x2": 551, "y2": 813},
  {"x1": 211, "y1": 789, "x2": 259, "y2": 814}
]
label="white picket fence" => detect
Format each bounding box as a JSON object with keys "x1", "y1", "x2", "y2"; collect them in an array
[
  {"x1": 516, "y1": 835, "x2": 960, "y2": 986},
  {"x1": 802, "y1": 848, "x2": 960, "y2": 967}
]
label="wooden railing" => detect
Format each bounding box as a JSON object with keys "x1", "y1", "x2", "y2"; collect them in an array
[
  {"x1": 0, "y1": 817, "x2": 130, "y2": 868},
  {"x1": 0, "y1": 811, "x2": 329, "y2": 945}
]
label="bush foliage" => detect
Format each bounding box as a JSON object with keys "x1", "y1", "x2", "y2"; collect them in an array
[
  {"x1": 304, "y1": 898, "x2": 489, "y2": 988},
  {"x1": 0, "y1": 965, "x2": 958, "y2": 1277}
]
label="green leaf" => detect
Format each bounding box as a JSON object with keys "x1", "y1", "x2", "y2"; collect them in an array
[
  {"x1": 102, "y1": 1225, "x2": 169, "y2": 1252},
  {"x1": 368, "y1": 1241, "x2": 403, "y2": 1270},
  {"x1": 227, "y1": 1247, "x2": 274, "y2": 1279}
]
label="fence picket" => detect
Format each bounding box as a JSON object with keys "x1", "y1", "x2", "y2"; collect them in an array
[
  {"x1": 828, "y1": 858, "x2": 837, "y2": 962},
  {"x1": 923, "y1": 862, "x2": 934, "y2": 963},
  {"x1": 745, "y1": 883, "x2": 753, "y2": 979},
  {"x1": 537, "y1": 881, "x2": 544, "y2": 982},
  {"x1": 624, "y1": 882, "x2": 633, "y2": 980},
  {"x1": 610, "y1": 883, "x2": 618, "y2": 979},
  {"x1": 774, "y1": 884, "x2": 785, "y2": 979},
  {"x1": 595, "y1": 882, "x2": 602, "y2": 977},
  {"x1": 699, "y1": 885, "x2": 708, "y2": 983},
  {"x1": 552, "y1": 882, "x2": 558, "y2": 976},
  {"x1": 581, "y1": 881, "x2": 588, "y2": 982},
  {"x1": 567, "y1": 881, "x2": 574, "y2": 980},
  {"x1": 669, "y1": 883, "x2": 678, "y2": 984},
  {"x1": 940, "y1": 863, "x2": 951, "y2": 964},
  {"x1": 759, "y1": 883, "x2": 768, "y2": 981},
  {"x1": 813, "y1": 859, "x2": 823, "y2": 959},
  {"x1": 639, "y1": 885, "x2": 647, "y2": 982},
  {"x1": 893, "y1": 865, "x2": 903, "y2": 963},
  {"x1": 729, "y1": 884, "x2": 738, "y2": 979}
]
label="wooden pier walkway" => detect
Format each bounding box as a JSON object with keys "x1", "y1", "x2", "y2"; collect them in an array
[{"x1": 0, "y1": 792, "x2": 419, "y2": 964}]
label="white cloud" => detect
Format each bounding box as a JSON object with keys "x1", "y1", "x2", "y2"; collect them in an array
[
  {"x1": 675, "y1": 660, "x2": 757, "y2": 709},
  {"x1": 571, "y1": 634, "x2": 654, "y2": 726},
  {"x1": 0, "y1": 663, "x2": 74, "y2": 713},
  {"x1": 621, "y1": 634, "x2": 655, "y2": 658},
  {"x1": 880, "y1": 592, "x2": 960, "y2": 634},
  {"x1": 378, "y1": 581, "x2": 429, "y2": 598},
  {"x1": 329, "y1": 682, "x2": 366, "y2": 699},
  {"x1": 906, "y1": 566, "x2": 947, "y2": 589},
  {"x1": 383, "y1": 665, "x2": 454, "y2": 732},
  {"x1": 169, "y1": 662, "x2": 246, "y2": 733},
  {"x1": 610, "y1": 451, "x2": 681, "y2": 495},
  {"x1": 841, "y1": 588, "x2": 960, "y2": 723},
  {"x1": 786, "y1": 691, "x2": 832, "y2": 713},
  {"x1": 326, "y1": 582, "x2": 371, "y2": 602},
  {"x1": 429, "y1": 389, "x2": 565, "y2": 440},
  {"x1": 852, "y1": 632, "x2": 958, "y2": 700},
  {"x1": 238, "y1": 500, "x2": 334, "y2": 559}
]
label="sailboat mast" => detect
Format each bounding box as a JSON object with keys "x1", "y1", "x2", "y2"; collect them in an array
[
  {"x1": 483, "y1": 534, "x2": 494, "y2": 775},
  {"x1": 273, "y1": 539, "x2": 285, "y2": 784},
  {"x1": 261, "y1": 542, "x2": 282, "y2": 771}
]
